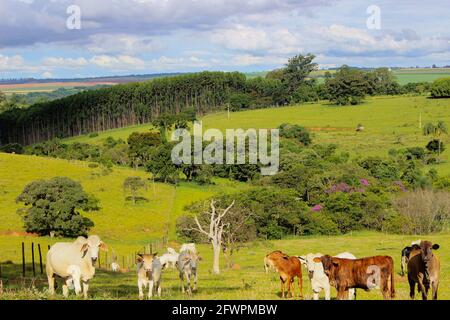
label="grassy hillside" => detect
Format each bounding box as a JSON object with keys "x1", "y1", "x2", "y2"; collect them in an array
[
  {"x1": 0, "y1": 153, "x2": 246, "y2": 243},
  {"x1": 1, "y1": 232, "x2": 448, "y2": 300},
  {"x1": 65, "y1": 95, "x2": 450, "y2": 174}
]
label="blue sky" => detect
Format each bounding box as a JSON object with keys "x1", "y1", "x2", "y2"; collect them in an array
[{"x1": 0, "y1": 0, "x2": 449, "y2": 79}]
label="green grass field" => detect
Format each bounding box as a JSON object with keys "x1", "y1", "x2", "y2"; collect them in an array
[
  {"x1": 65, "y1": 95, "x2": 450, "y2": 175},
  {"x1": 1, "y1": 94, "x2": 450, "y2": 300},
  {"x1": 1, "y1": 232, "x2": 448, "y2": 300}
]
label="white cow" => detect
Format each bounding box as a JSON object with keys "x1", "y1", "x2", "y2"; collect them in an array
[
  {"x1": 299, "y1": 252, "x2": 356, "y2": 300},
  {"x1": 180, "y1": 243, "x2": 197, "y2": 254},
  {"x1": 160, "y1": 248, "x2": 179, "y2": 269},
  {"x1": 111, "y1": 262, "x2": 120, "y2": 272},
  {"x1": 46, "y1": 235, "x2": 107, "y2": 298}
]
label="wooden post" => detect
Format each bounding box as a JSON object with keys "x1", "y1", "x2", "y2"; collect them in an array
[
  {"x1": 105, "y1": 252, "x2": 108, "y2": 270},
  {"x1": 38, "y1": 244, "x2": 43, "y2": 274},
  {"x1": 150, "y1": 244, "x2": 153, "y2": 254},
  {"x1": 98, "y1": 252, "x2": 101, "y2": 269},
  {"x1": 122, "y1": 256, "x2": 125, "y2": 269},
  {"x1": 21, "y1": 242, "x2": 25, "y2": 278},
  {"x1": 31, "y1": 242, "x2": 36, "y2": 277}
]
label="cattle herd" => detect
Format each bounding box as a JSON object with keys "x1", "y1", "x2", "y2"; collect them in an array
[
  {"x1": 265, "y1": 239, "x2": 441, "y2": 300},
  {"x1": 45, "y1": 236, "x2": 441, "y2": 300}
]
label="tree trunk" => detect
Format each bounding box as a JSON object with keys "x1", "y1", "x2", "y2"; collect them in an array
[{"x1": 212, "y1": 241, "x2": 221, "y2": 274}]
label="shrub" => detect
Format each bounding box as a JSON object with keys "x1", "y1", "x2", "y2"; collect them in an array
[
  {"x1": 279, "y1": 123, "x2": 312, "y2": 146},
  {"x1": 0, "y1": 143, "x2": 24, "y2": 154},
  {"x1": 431, "y1": 77, "x2": 450, "y2": 98}
]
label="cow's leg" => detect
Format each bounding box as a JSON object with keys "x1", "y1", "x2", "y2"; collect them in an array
[
  {"x1": 82, "y1": 280, "x2": 89, "y2": 299},
  {"x1": 185, "y1": 271, "x2": 192, "y2": 295},
  {"x1": 401, "y1": 256, "x2": 407, "y2": 277},
  {"x1": 297, "y1": 276, "x2": 303, "y2": 299},
  {"x1": 408, "y1": 276, "x2": 416, "y2": 300},
  {"x1": 417, "y1": 279, "x2": 427, "y2": 301},
  {"x1": 148, "y1": 280, "x2": 154, "y2": 299},
  {"x1": 62, "y1": 280, "x2": 69, "y2": 298},
  {"x1": 337, "y1": 286, "x2": 347, "y2": 300},
  {"x1": 431, "y1": 280, "x2": 439, "y2": 300},
  {"x1": 157, "y1": 280, "x2": 162, "y2": 297},
  {"x1": 313, "y1": 289, "x2": 320, "y2": 301},
  {"x1": 324, "y1": 283, "x2": 331, "y2": 301},
  {"x1": 381, "y1": 276, "x2": 391, "y2": 300},
  {"x1": 179, "y1": 272, "x2": 185, "y2": 293},
  {"x1": 47, "y1": 274, "x2": 56, "y2": 296},
  {"x1": 348, "y1": 288, "x2": 355, "y2": 300},
  {"x1": 138, "y1": 278, "x2": 144, "y2": 300},
  {"x1": 286, "y1": 276, "x2": 293, "y2": 298},
  {"x1": 193, "y1": 271, "x2": 198, "y2": 292},
  {"x1": 280, "y1": 277, "x2": 285, "y2": 298}
]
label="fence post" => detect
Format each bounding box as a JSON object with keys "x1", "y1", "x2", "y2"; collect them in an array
[
  {"x1": 38, "y1": 244, "x2": 43, "y2": 274},
  {"x1": 150, "y1": 244, "x2": 153, "y2": 254},
  {"x1": 122, "y1": 256, "x2": 125, "y2": 270},
  {"x1": 105, "y1": 252, "x2": 108, "y2": 270},
  {"x1": 31, "y1": 242, "x2": 36, "y2": 277},
  {"x1": 21, "y1": 242, "x2": 26, "y2": 278}
]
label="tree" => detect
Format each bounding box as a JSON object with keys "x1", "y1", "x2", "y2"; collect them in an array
[
  {"x1": 127, "y1": 132, "x2": 161, "y2": 168},
  {"x1": 325, "y1": 65, "x2": 369, "y2": 105},
  {"x1": 431, "y1": 77, "x2": 450, "y2": 98},
  {"x1": 188, "y1": 199, "x2": 235, "y2": 274},
  {"x1": 423, "y1": 121, "x2": 448, "y2": 155},
  {"x1": 16, "y1": 177, "x2": 99, "y2": 237},
  {"x1": 282, "y1": 54, "x2": 318, "y2": 96},
  {"x1": 146, "y1": 143, "x2": 181, "y2": 184},
  {"x1": 123, "y1": 177, "x2": 148, "y2": 204}
]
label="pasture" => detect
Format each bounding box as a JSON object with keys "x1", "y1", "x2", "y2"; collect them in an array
[
  {"x1": 0, "y1": 232, "x2": 448, "y2": 300},
  {"x1": 64, "y1": 95, "x2": 450, "y2": 174},
  {"x1": 0, "y1": 82, "x2": 115, "y2": 95}
]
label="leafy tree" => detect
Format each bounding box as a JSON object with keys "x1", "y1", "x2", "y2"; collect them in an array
[
  {"x1": 123, "y1": 177, "x2": 148, "y2": 204},
  {"x1": 146, "y1": 143, "x2": 181, "y2": 184},
  {"x1": 281, "y1": 54, "x2": 318, "y2": 96},
  {"x1": 423, "y1": 121, "x2": 448, "y2": 155},
  {"x1": 325, "y1": 66, "x2": 369, "y2": 105},
  {"x1": 127, "y1": 132, "x2": 161, "y2": 168},
  {"x1": 16, "y1": 177, "x2": 99, "y2": 237},
  {"x1": 0, "y1": 143, "x2": 24, "y2": 154},
  {"x1": 431, "y1": 77, "x2": 450, "y2": 98}
]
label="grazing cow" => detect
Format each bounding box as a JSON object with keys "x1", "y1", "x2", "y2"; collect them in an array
[
  {"x1": 65, "y1": 265, "x2": 82, "y2": 296},
  {"x1": 160, "y1": 253, "x2": 179, "y2": 269},
  {"x1": 137, "y1": 253, "x2": 162, "y2": 299},
  {"x1": 111, "y1": 262, "x2": 120, "y2": 272},
  {"x1": 264, "y1": 250, "x2": 283, "y2": 274},
  {"x1": 314, "y1": 255, "x2": 395, "y2": 300},
  {"x1": 265, "y1": 251, "x2": 303, "y2": 299},
  {"x1": 46, "y1": 235, "x2": 107, "y2": 298},
  {"x1": 407, "y1": 241, "x2": 440, "y2": 300},
  {"x1": 401, "y1": 239, "x2": 422, "y2": 276},
  {"x1": 178, "y1": 251, "x2": 200, "y2": 294},
  {"x1": 180, "y1": 243, "x2": 197, "y2": 254},
  {"x1": 299, "y1": 252, "x2": 356, "y2": 300}
]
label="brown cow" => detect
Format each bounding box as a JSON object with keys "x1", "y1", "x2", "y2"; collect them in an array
[
  {"x1": 265, "y1": 251, "x2": 303, "y2": 299},
  {"x1": 407, "y1": 241, "x2": 440, "y2": 300},
  {"x1": 314, "y1": 255, "x2": 395, "y2": 300}
]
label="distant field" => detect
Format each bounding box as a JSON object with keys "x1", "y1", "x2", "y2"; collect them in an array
[
  {"x1": 65, "y1": 95, "x2": 450, "y2": 175},
  {"x1": 0, "y1": 82, "x2": 116, "y2": 95}
]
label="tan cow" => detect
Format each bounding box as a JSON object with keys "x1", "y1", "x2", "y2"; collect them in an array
[{"x1": 407, "y1": 241, "x2": 440, "y2": 300}]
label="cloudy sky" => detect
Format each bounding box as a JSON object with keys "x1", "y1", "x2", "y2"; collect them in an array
[{"x1": 0, "y1": 0, "x2": 449, "y2": 79}]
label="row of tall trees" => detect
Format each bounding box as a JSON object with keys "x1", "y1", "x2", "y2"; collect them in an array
[{"x1": 0, "y1": 72, "x2": 246, "y2": 145}]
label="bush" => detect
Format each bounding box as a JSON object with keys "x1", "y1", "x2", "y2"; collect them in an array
[
  {"x1": 0, "y1": 143, "x2": 24, "y2": 154},
  {"x1": 426, "y1": 139, "x2": 445, "y2": 154},
  {"x1": 431, "y1": 77, "x2": 450, "y2": 98},
  {"x1": 16, "y1": 177, "x2": 99, "y2": 237},
  {"x1": 279, "y1": 123, "x2": 312, "y2": 146}
]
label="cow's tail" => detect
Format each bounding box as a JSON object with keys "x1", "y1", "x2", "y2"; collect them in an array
[{"x1": 390, "y1": 257, "x2": 396, "y2": 299}]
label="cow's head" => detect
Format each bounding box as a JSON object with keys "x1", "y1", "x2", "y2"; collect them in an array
[
  {"x1": 414, "y1": 241, "x2": 440, "y2": 263},
  {"x1": 80, "y1": 235, "x2": 107, "y2": 266},
  {"x1": 299, "y1": 253, "x2": 323, "y2": 279},
  {"x1": 313, "y1": 255, "x2": 339, "y2": 284},
  {"x1": 137, "y1": 253, "x2": 157, "y2": 271}
]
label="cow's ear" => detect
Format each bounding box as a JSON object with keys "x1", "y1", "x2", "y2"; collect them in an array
[
  {"x1": 432, "y1": 244, "x2": 440, "y2": 250},
  {"x1": 331, "y1": 258, "x2": 340, "y2": 266},
  {"x1": 99, "y1": 241, "x2": 108, "y2": 251},
  {"x1": 80, "y1": 243, "x2": 89, "y2": 253},
  {"x1": 412, "y1": 244, "x2": 420, "y2": 251},
  {"x1": 313, "y1": 257, "x2": 322, "y2": 263},
  {"x1": 136, "y1": 254, "x2": 143, "y2": 262},
  {"x1": 298, "y1": 256, "x2": 306, "y2": 263}
]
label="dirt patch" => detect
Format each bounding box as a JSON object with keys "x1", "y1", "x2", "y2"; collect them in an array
[
  {"x1": 0, "y1": 231, "x2": 37, "y2": 237},
  {"x1": 308, "y1": 127, "x2": 354, "y2": 132}
]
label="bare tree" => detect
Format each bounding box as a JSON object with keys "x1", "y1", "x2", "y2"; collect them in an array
[{"x1": 191, "y1": 199, "x2": 235, "y2": 274}]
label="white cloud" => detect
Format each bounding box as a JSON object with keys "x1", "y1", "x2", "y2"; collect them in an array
[
  {"x1": 86, "y1": 34, "x2": 162, "y2": 55},
  {"x1": 211, "y1": 25, "x2": 272, "y2": 51},
  {"x1": 89, "y1": 55, "x2": 146, "y2": 70},
  {"x1": 41, "y1": 57, "x2": 88, "y2": 68}
]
